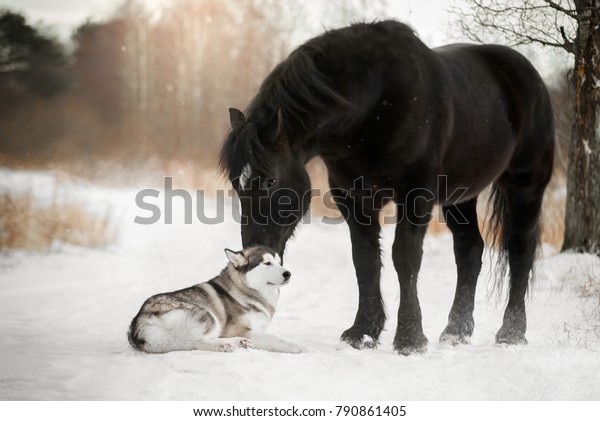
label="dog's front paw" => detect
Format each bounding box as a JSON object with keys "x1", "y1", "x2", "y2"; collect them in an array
[
  {"x1": 218, "y1": 337, "x2": 253, "y2": 352},
  {"x1": 238, "y1": 338, "x2": 253, "y2": 349},
  {"x1": 218, "y1": 343, "x2": 235, "y2": 353}
]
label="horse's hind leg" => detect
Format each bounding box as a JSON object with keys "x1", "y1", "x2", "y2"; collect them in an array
[
  {"x1": 495, "y1": 177, "x2": 547, "y2": 345},
  {"x1": 440, "y1": 197, "x2": 484, "y2": 345}
]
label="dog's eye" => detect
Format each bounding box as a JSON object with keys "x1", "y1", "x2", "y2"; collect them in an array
[
  {"x1": 264, "y1": 261, "x2": 272, "y2": 266},
  {"x1": 266, "y1": 178, "x2": 277, "y2": 188}
]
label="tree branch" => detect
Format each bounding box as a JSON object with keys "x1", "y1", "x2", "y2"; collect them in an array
[
  {"x1": 452, "y1": 0, "x2": 578, "y2": 54},
  {"x1": 560, "y1": 25, "x2": 575, "y2": 53},
  {"x1": 544, "y1": 0, "x2": 580, "y2": 20}
]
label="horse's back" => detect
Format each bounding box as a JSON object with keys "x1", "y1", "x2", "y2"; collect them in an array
[
  {"x1": 433, "y1": 43, "x2": 554, "y2": 194},
  {"x1": 467, "y1": 45, "x2": 555, "y2": 173},
  {"x1": 293, "y1": 23, "x2": 554, "y2": 196},
  {"x1": 436, "y1": 43, "x2": 554, "y2": 145}
]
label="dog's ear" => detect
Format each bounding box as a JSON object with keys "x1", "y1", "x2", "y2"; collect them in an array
[{"x1": 225, "y1": 248, "x2": 248, "y2": 269}]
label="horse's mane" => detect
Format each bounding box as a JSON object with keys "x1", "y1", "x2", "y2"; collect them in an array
[
  {"x1": 219, "y1": 117, "x2": 274, "y2": 184},
  {"x1": 219, "y1": 42, "x2": 348, "y2": 181},
  {"x1": 248, "y1": 44, "x2": 348, "y2": 132}
]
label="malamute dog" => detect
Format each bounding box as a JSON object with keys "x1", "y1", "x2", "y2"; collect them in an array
[{"x1": 128, "y1": 246, "x2": 303, "y2": 353}]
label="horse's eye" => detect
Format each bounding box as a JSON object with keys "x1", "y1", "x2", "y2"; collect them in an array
[{"x1": 266, "y1": 178, "x2": 277, "y2": 188}]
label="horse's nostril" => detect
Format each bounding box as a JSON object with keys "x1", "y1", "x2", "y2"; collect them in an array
[{"x1": 283, "y1": 271, "x2": 291, "y2": 280}]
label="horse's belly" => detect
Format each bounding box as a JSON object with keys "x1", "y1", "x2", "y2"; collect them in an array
[
  {"x1": 437, "y1": 175, "x2": 490, "y2": 205},
  {"x1": 437, "y1": 138, "x2": 515, "y2": 205}
]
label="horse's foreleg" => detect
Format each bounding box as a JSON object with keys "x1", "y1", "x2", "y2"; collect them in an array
[
  {"x1": 392, "y1": 196, "x2": 433, "y2": 355},
  {"x1": 333, "y1": 189, "x2": 385, "y2": 349},
  {"x1": 342, "y1": 222, "x2": 385, "y2": 349},
  {"x1": 440, "y1": 197, "x2": 484, "y2": 345}
]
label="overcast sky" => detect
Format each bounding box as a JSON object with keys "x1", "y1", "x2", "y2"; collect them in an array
[
  {"x1": 1, "y1": 0, "x2": 120, "y2": 37},
  {"x1": 0, "y1": 0, "x2": 464, "y2": 43},
  {"x1": 0, "y1": 0, "x2": 571, "y2": 80}
]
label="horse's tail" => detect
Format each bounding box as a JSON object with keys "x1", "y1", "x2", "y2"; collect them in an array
[
  {"x1": 487, "y1": 181, "x2": 543, "y2": 299},
  {"x1": 486, "y1": 184, "x2": 511, "y2": 297}
]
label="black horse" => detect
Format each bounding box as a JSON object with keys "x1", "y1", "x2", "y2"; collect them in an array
[{"x1": 220, "y1": 21, "x2": 554, "y2": 355}]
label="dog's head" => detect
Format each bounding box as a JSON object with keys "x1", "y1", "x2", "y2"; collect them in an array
[{"x1": 224, "y1": 246, "x2": 291, "y2": 291}]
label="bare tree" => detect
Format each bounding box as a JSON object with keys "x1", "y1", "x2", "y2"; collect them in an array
[{"x1": 454, "y1": 0, "x2": 600, "y2": 256}]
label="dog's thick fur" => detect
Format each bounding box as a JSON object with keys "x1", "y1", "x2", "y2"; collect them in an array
[{"x1": 128, "y1": 246, "x2": 303, "y2": 353}]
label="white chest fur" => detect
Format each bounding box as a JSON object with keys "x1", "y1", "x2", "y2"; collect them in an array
[{"x1": 244, "y1": 311, "x2": 271, "y2": 333}]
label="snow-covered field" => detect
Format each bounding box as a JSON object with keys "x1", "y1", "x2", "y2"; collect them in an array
[{"x1": 1, "y1": 169, "x2": 599, "y2": 400}]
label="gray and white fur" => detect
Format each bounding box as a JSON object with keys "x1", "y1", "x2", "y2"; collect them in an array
[{"x1": 128, "y1": 245, "x2": 303, "y2": 353}]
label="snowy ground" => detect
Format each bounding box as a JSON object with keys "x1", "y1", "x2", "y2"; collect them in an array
[{"x1": 1, "y1": 169, "x2": 599, "y2": 400}]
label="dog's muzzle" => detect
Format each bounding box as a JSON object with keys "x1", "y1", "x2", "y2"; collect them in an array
[{"x1": 269, "y1": 271, "x2": 291, "y2": 286}]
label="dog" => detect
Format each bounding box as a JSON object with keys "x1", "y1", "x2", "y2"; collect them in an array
[{"x1": 128, "y1": 245, "x2": 303, "y2": 353}]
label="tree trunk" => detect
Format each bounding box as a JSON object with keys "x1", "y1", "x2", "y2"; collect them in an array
[{"x1": 563, "y1": 0, "x2": 600, "y2": 256}]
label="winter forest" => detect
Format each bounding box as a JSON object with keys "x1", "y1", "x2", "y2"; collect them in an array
[
  {"x1": 0, "y1": 0, "x2": 391, "y2": 165},
  {"x1": 0, "y1": 0, "x2": 599, "y2": 403}
]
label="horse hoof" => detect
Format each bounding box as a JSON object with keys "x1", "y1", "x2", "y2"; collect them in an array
[
  {"x1": 393, "y1": 335, "x2": 428, "y2": 356},
  {"x1": 495, "y1": 332, "x2": 528, "y2": 345},
  {"x1": 394, "y1": 342, "x2": 428, "y2": 356},
  {"x1": 439, "y1": 326, "x2": 472, "y2": 345},
  {"x1": 495, "y1": 325, "x2": 528, "y2": 345},
  {"x1": 439, "y1": 332, "x2": 471, "y2": 346},
  {"x1": 340, "y1": 327, "x2": 379, "y2": 350}
]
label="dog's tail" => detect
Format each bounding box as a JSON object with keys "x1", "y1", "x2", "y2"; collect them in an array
[{"x1": 127, "y1": 314, "x2": 146, "y2": 351}]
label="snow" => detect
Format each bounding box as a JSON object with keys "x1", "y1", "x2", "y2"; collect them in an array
[{"x1": 1, "y1": 169, "x2": 599, "y2": 400}]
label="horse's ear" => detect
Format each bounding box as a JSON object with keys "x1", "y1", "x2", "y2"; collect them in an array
[{"x1": 229, "y1": 108, "x2": 246, "y2": 131}]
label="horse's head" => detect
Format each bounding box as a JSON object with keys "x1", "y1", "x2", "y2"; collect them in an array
[{"x1": 220, "y1": 107, "x2": 311, "y2": 256}]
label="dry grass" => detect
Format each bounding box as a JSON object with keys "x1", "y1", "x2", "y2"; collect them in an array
[
  {"x1": 0, "y1": 192, "x2": 116, "y2": 252},
  {"x1": 539, "y1": 174, "x2": 566, "y2": 250},
  {"x1": 579, "y1": 267, "x2": 600, "y2": 300}
]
